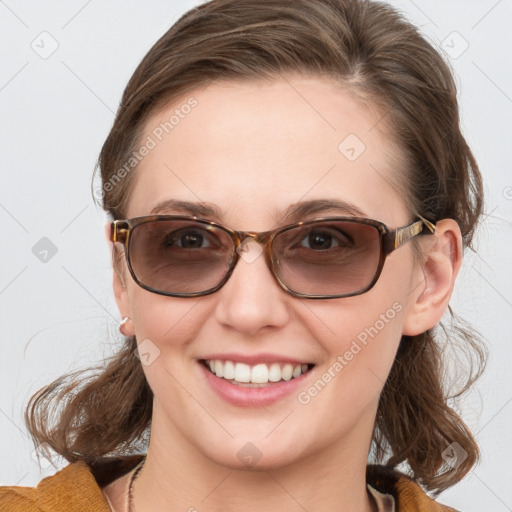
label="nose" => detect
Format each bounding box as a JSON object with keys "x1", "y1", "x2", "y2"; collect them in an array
[{"x1": 213, "y1": 240, "x2": 291, "y2": 336}]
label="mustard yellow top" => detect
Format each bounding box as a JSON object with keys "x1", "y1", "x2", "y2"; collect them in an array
[{"x1": 0, "y1": 457, "x2": 457, "y2": 512}]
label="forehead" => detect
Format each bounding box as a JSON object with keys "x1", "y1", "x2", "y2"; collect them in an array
[{"x1": 126, "y1": 76, "x2": 409, "y2": 227}]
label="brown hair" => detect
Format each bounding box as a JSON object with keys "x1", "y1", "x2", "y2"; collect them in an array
[{"x1": 26, "y1": 0, "x2": 486, "y2": 494}]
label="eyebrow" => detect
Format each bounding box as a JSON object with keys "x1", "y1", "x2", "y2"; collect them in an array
[
  {"x1": 279, "y1": 199, "x2": 368, "y2": 223},
  {"x1": 149, "y1": 198, "x2": 368, "y2": 223},
  {"x1": 150, "y1": 199, "x2": 223, "y2": 218}
]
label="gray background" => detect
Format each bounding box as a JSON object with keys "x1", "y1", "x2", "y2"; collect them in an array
[{"x1": 1, "y1": 1, "x2": 511, "y2": 510}]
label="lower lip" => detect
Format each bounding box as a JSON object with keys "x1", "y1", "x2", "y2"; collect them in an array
[{"x1": 199, "y1": 362, "x2": 312, "y2": 407}]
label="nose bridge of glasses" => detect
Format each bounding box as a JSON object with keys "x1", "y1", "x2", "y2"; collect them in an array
[
  {"x1": 232, "y1": 230, "x2": 275, "y2": 268},
  {"x1": 234, "y1": 230, "x2": 271, "y2": 247}
]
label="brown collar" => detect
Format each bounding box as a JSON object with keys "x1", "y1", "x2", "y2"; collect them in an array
[{"x1": 0, "y1": 458, "x2": 456, "y2": 512}]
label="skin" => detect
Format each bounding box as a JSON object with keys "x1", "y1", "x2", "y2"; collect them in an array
[{"x1": 104, "y1": 76, "x2": 462, "y2": 511}]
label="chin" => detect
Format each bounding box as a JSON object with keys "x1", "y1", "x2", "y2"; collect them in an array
[{"x1": 198, "y1": 439, "x2": 304, "y2": 472}]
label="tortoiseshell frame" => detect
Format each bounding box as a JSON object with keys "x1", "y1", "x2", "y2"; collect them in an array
[{"x1": 111, "y1": 215, "x2": 436, "y2": 300}]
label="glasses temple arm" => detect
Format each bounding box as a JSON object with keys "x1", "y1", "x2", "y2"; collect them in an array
[
  {"x1": 386, "y1": 216, "x2": 436, "y2": 252},
  {"x1": 111, "y1": 220, "x2": 130, "y2": 244}
]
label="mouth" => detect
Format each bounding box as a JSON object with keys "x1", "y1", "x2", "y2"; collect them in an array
[{"x1": 200, "y1": 359, "x2": 315, "y2": 387}]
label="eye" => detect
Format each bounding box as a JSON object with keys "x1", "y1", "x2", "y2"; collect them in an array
[
  {"x1": 164, "y1": 228, "x2": 213, "y2": 249},
  {"x1": 299, "y1": 227, "x2": 353, "y2": 250},
  {"x1": 179, "y1": 231, "x2": 210, "y2": 248},
  {"x1": 300, "y1": 231, "x2": 339, "y2": 250}
]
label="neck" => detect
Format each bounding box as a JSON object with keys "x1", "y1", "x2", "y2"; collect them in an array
[{"x1": 133, "y1": 420, "x2": 375, "y2": 512}]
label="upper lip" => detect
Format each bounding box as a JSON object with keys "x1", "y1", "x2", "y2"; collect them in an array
[{"x1": 199, "y1": 353, "x2": 313, "y2": 365}]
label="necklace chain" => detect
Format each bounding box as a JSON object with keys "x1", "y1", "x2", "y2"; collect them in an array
[
  {"x1": 127, "y1": 457, "x2": 146, "y2": 512},
  {"x1": 125, "y1": 456, "x2": 379, "y2": 511}
]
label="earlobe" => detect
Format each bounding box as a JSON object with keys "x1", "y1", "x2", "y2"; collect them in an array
[
  {"x1": 112, "y1": 248, "x2": 135, "y2": 336},
  {"x1": 106, "y1": 217, "x2": 136, "y2": 335},
  {"x1": 402, "y1": 219, "x2": 463, "y2": 336},
  {"x1": 106, "y1": 221, "x2": 131, "y2": 323}
]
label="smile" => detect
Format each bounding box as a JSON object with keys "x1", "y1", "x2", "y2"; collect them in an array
[{"x1": 202, "y1": 359, "x2": 314, "y2": 386}]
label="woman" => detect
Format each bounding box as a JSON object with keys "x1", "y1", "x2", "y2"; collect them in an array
[{"x1": 0, "y1": 0, "x2": 486, "y2": 510}]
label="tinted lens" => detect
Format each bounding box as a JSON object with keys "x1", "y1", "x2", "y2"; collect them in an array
[
  {"x1": 128, "y1": 219, "x2": 234, "y2": 294},
  {"x1": 273, "y1": 220, "x2": 382, "y2": 296}
]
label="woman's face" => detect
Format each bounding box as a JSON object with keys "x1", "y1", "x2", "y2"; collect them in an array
[{"x1": 115, "y1": 76, "x2": 424, "y2": 470}]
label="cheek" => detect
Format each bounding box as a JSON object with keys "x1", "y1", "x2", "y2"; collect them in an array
[
  {"x1": 293, "y1": 298, "x2": 406, "y2": 439},
  {"x1": 284, "y1": 299, "x2": 406, "y2": 457},
  {"x1": 309, "y1": 282, "x2": 406, "y2": 350},
  {"x1": 127, "y1": 285, "x2": 210, "y2": 363},
  {"x1": 318, "y1": 297, "x2": 405, "y2": 379},
  {"x1": 127, "y1": 290, "x2": 209, "y2": 402},
  {"x1": 300, "y1": 272, "x2": 410, "y2": 399}
]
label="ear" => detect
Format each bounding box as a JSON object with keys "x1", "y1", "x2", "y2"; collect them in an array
[
  {"x1": 402, "y1": 219, "x2": 463, "y2": 336},
  {"x1": 105, "y1": 222, "x2": 135, "y2": 337}
]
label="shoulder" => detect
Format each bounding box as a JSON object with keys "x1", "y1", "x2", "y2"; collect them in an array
[
  {"x1": 0, "y1": 456, "x2": 142, "y2": 512},
  {"x1": 367, "y1": 465, "x2": 460, "y2": 512}
]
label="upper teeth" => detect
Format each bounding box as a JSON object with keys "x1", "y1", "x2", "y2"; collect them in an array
[{"x1": 206, "y1": 360, "x2": 309, "y2": 384}]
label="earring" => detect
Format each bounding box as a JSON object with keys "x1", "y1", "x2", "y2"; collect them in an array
[{"x1": 119, "y1": 316, "x2": 133, "y2": 336}]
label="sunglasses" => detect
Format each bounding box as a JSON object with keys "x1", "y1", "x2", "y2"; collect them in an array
[{"x1": 110, "y1": 215, "x2": 435, "y2": 299}]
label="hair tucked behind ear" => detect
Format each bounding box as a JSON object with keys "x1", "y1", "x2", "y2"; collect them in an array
[
  {"x1": 374, "y1": 316, "x2": 486, "y2": 494},
  {"x1": 26, "y1": 337, "x2": 152, "y2": 463},
  {"x1": 26, "y1": 0, "x2": 486, "y2": 494}
]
